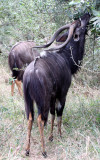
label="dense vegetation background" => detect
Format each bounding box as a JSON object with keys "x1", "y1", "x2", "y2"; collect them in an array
[
  {"x1": 0, "y1": 0, "x2": 100, "y2": 86},
  {"x1": 0, "y1": 0, "x2": 100, "y2": 159}
]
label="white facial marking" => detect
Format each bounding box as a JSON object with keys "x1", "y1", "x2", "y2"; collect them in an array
[{"x1": 40, "y1": 51, "x2": 47, "y2": 57}]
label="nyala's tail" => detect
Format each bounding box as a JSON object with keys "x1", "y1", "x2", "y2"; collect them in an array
[{"x1": 23, "y1": 69, "x2": 49, "y2": 125}]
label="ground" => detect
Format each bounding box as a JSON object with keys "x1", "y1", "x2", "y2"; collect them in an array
[{"x1": 0, "y1": 56, "x2": 100, "y2": 160}]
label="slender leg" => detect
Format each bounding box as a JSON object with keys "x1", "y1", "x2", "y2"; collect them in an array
[
  {"x1": 11, "y1": 80, "x2": 15, "y2": 96},
  {"x1": 56, "y1": 98, "x2": 65, "y2": 137},
  {"x1": 49, "y1": 114, "x2": 55, "y2": 141},
  {"x1": 49, "y1": 98, "x2": 56, "y2": 141},
  {"x1": 57, "y1": 116, "x2": 62, "y2": 137},
  {"x1": 37, "y1": 114, "x2": 47, "y2": 158},
  {"x1": 15, "y1": 79, "x2": 23, "y2": 96},
  {"x1": 25, "y1": 112, "x2": 33, "y2": 156}
]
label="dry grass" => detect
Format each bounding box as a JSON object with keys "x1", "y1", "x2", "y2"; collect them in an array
[{"x1": 0, "y1": 56, "x2": 100, "y2": 160}]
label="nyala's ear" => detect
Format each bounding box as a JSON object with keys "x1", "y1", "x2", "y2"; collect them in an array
[{"x1": 56, "y1": 32, "x2": 68, "y2": 42}]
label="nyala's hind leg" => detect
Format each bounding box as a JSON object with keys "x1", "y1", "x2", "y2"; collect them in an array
[
  {"x1": 49, "y1": 114, "x2": 55, "y2": 141},
  {"x1": 49, "y1": 100, "x2": 55, "y2": 141},
  {"x1": 11, "y1": 80, "x2": 15, "y2": 96},
  {"x1": 56, "y1": 98, "x2": 65, "y2": 137},
  {"x1": 57, "y1": 116, "x2": 62, "y2": 137},
  {"x1": 37, "y1": 114, "x2": 47, "y2": 158},
  {"x1": 25, "y1": 112, "x2": 33, "y2": 156},
  {"x1": 15, "y1": 79, "x2": 23, "y2": 96}
]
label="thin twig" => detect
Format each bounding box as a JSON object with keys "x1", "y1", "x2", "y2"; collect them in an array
[{"x1": 70, "y1": 46, "x2": 100, "y2": 74}]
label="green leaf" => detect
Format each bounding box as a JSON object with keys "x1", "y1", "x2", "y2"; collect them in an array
[
  {"x1": 90, "y1": 17, "x2": 99, "y2": 22},
  {"x1": 92, "y1": 10, "x2": 100, "y2": 17}
]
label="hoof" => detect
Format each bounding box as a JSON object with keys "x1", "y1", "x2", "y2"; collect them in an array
[
  {"x1": 42, "y1": 151, "x2": 47, "y2": 158},
  {"x1": 49, "y1": 135, "x2": 53, "y2": 141},
  {"x1": 25, "y1": 150, "x2": 29, "y2": 156}
]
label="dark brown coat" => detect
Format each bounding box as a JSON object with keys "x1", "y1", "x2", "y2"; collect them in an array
[{"x1": 8, "y1": 41, "x2": 39, "y2": 95}]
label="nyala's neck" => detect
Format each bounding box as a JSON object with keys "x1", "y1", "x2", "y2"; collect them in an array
[{"x1": 60, "y1": 37, "x2": 86, "y2": 75}]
